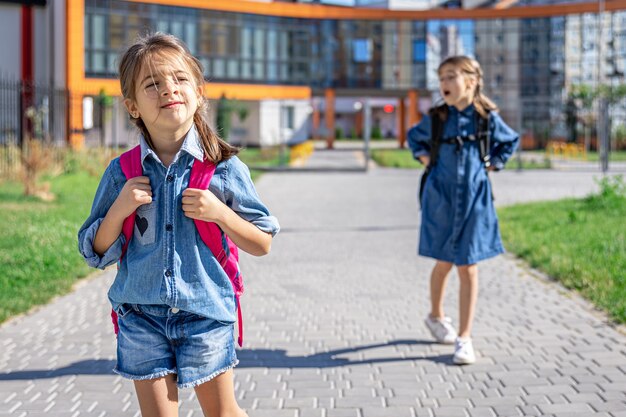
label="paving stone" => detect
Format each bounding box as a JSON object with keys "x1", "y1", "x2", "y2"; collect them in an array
[{"x1": 0, "y1": 165, "x2": 624, "y2": 417}]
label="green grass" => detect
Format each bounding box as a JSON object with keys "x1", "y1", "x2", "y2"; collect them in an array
[
  {"x1": 498, "y1": 177, "x2": 626, "y2": 324},
  {"x1": 371, "y1": 149, "x2": 551, "y2": 170},
  {"x1": 584, "y1": 151, "x2": 626, "y2": 162},
  {"x1": 0, "y1": 172, "x2": 100, "y2": 323},
  {"x1": 238, "y1": 147, "x2": 290, "y2": 180},
  {"x1": 370, "y1": 149, "x2": 422, "y2": 169}
]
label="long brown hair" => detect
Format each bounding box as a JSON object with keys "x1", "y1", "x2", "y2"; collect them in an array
[
  {"x1": 431, "y1": 55, "x2": 498, "y2": 122},
  {"x1": 118, "y1": 32, "x2": 238, "y2": 163}
]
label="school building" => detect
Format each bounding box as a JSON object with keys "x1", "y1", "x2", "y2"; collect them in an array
[{"x1": 1, "y1": 0, "x2": 625, "y2": 151}]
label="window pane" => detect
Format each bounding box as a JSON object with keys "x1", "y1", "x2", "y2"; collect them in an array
[
  {"x1": 157, "y1": 21, "x2": 168, "y2": 33},
  {"x1": 228, "y1": 59, "x2": 238, "y2": 78},
  {"x1": 267, "y1": 30, "x2": 277, "y2": 60},
  {"x1": 242, "y1": 28, "x2": 252, "y2": 59},
  {"x1": 92, "y1": 15, "x2": 106, "y2": 49},
  {"x1": 352, "y1": 39, "x2": 372, "y2": 63},
  {"x1": 213, "y1": 58, "x2": 225, "y2": 78},
  {"x1": 185, "y1": 23, "x2": 197, "y2": 54},
  {"x1": 93, "y1": 52, "x2": 106, "y2": 72},
  {"x1": 171, "y1": 21, "x2": 183, "y2": 39},
  {"x1": 413, "y1": 39, "x2": 426, "y2": 63}
]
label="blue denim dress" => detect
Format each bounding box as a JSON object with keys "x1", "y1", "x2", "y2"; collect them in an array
[
  {"x1": 78, "y1": 126, "x2": 280, "y2": 323},
  {"x1": 407, "y1": 105, "x2": 519, "y2": 265}
]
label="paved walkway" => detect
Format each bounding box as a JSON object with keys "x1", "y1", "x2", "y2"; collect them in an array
[{"x1": 1, "y1": 149, "x2": 625, "y2": 417}]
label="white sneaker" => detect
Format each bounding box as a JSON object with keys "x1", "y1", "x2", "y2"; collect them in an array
[
  {"x1": 453, "y1": 337, "x2": 476, "y2": 365},
  {"x1": 424, "y1": 315, "x2": 457, "y2": 344}
]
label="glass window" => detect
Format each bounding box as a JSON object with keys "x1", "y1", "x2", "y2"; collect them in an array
[
  {"x1": 185, "y1": 23, "x2": 197, "y2": 54},
  {"x1": 171, "y1": 21, "x2": 184, "y2": 39},
  {"x1": 92, "y1": 52, "x2": 106, "y2": 72},
  {"x1": 242, "y1": 27, "x2": 252, "y2": 59},
  {"x1": 228, "y1": 59, "x2": 238, "y2": 78},
  {"x1": 267, "y1": 30, "x2": 277, "y2": 60},
  {"x1": 92, "y1": 15, "x2": 106, "y2": 49},
  {"x1": 213, "y1": 58, "x2": 225, "y2": 78},
  {"x1": 157, "y1": 21, "x2": 168, "y2": 33},
  {"x1": 413, "y1": 40, "x2": 426, "y2": 63},
  {"x1": 282, "y1": 106, "x2": 294, "y2": 129},
  {"x1": 352, "y1": 39, "x2": 372, "y2": 63}
]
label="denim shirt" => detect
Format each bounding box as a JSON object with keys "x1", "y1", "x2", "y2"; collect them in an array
[{"x1": 78, "y1": 126, "x2": 280, "y2": 323}]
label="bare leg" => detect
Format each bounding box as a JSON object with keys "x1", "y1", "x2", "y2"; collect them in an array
[
  {"x1": 457, "y1": 264, "x2": 478, "y2": 339},
  {"x1": 194, "y1": 369, "x2": 248, "y2": 417},
  {"x1": 134, "y1": 374, "x2": 179, "y2": 417},
  {"x1": 430, "y1": 261, "x2": 454, "y2": 319}
]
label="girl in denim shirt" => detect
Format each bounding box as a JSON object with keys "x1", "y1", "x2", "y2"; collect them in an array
[
  {"x1": 78, "y1": 33, "x2": 279, "y2": 416},
  {"x1": 408, "y1": 56, "x2": 518, "y2": 365}
]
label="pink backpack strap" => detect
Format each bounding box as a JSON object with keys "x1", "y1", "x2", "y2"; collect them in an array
[
  {"x1": 111, "y1": 145, "x2": 142, "y2": 335},
  {"x1": 119, "y1": 145, "x2": 142, "y2": 258},
  {"x1": 189, "y1": 158, "x2": 245, "y2": 347}
]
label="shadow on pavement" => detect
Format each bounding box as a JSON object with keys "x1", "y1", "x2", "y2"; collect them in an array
[
  {"x1": 0, "y1": 359, "x2": 117, "y2": 380},
  {"x1": 237, "y1": 339, "x2": 453, "y2": 368},
  {"x1": 0, "y1": 340, "x2": 456, "y2": 380}
]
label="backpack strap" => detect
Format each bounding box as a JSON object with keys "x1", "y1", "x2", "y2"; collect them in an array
[
  {"x1": 475, "y1": 111, "x2": 491, "y2": 168},
  {"x1": 111, "y1": 145, "x2": 142, "y2": 335},
  {"x1": 428, "y1": 107, "x2": 445, "y2": 169},
  {"x1": 119, "y1": 145, "x2": 142, "y2": 259},
  {"x1": 189, "y1": 158, "x2": 245, "y2": 347}
]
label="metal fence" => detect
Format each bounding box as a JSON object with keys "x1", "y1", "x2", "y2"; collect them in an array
[{"x1": 0, "y1": 78, "x2": 68, "y2": 178}]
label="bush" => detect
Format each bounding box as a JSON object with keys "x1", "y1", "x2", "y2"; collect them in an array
[
  {"x1": 371, "y1": 126, "x2": 382, "y2": 140},
  {"x1": 335, "y1": 127, "x2": 344, "y2": 139}
]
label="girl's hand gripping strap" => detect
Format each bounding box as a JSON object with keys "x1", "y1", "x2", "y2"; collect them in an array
[
  {"x1": 111, "y1": 145, "x2": 143, "y2": 335},
  {"x1": 189, "y1": 158, "x2": 245, "y2": 347}
]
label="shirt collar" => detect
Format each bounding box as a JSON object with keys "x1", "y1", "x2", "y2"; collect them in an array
[
  {"x1": 449, "y1": 103, "x2": 475, "y2": 116},
  {"x1": 138, "y1": 125, "x2": 204, "y2": 167}
]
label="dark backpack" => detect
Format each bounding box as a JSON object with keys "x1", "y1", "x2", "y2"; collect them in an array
[{"x1": 418, "y1": 105, "x2": 491, "y2": 207}]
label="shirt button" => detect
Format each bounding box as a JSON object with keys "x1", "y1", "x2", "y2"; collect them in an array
[
  {"x1": 171, "y1": 307, "x2": 180, "y2": 314},
  {"x1": 166, "y1": 175, "x2": 174, "y2": 182},
  {"x1": 165, "y1": 224, "x2": 173, "y2": 231},
  {"x1": 165, "y1": 269, "x2": 172, "y2": 277}
]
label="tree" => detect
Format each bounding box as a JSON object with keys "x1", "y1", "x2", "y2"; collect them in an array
[
  {"x1": 215, "y1": 94, "x2": 232, "y2": 141},
  {"x1": 568, "y1": 84, "x2": 596, "y2": 152},
  {"x1": 97, "y1": 89, "x2": 114, "y2": 147}
]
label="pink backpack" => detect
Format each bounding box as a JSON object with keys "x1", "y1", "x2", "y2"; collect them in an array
[{"x1": 112, "y1": 145, "x2": 245, "y2": 346}]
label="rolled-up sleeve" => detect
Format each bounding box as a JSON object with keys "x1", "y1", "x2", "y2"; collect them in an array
[
  {"x1": 222, "y1": 157, "x2": 280, "y2": 236},
  {"x1": 489, "y1": 113, "x2": 519, "y2": 170},
  {"x1": 407, "y1": 115, "x2": 432, "y2": 162},
  {"x1": 77, "y1": 160, "x2": 126, "y2": 269}
]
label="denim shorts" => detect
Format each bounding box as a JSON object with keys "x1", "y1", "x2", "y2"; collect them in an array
[{"x1": 114, "y1": 304, "x2": 238, "y2": 388}]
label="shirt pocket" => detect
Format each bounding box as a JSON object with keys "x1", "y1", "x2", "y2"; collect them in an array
[{"x1": 134, "y1": 201, "x2": 157, "y2": 245}]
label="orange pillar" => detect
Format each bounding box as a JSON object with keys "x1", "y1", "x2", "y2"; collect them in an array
[
  {"x1": 325, "y1": 88, "x2": 335, "y2": 149},
  {"x1": 355, "y1": 110, "x2": 363, "y2": 138},
  {"x1": 397, "y1": 98, "x2": 406, "y2": 148},
  {"x1": 67, "y1": 0, "x2": 85, "y2": 149},
  {"x1": 408, "y1": 90, "x2": 421, "y2": 128},
  {"x1": 312, "y1": 101, "x2": 320, "y2": 139}
]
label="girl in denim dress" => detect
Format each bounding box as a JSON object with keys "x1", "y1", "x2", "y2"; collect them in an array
[
  {"x1": 78, "y1": 33, "x2": 279, "y2": 416},
  {"x1": 408, "y1": 56, "x2": 518, "y2": 365}
]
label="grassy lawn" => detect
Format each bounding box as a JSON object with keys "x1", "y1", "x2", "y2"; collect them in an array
[
  {"x1": 0, "y1": 172, "x2": 99, "y2": 324},
  {"x1": 526, "y1": 150, "x2": 626, "y2": 162},
  {"x1": 0, "y1": 147, "x2": 279, "y2": 325},
  {"x1": 498, "y1": 177, "x2": 626, "y2": 324},
  {"x1": 238, "y1": 147, "x2": 290, "y2": 179},
  {"x1": 371, "y1": 148, "x2": 551, "y2": 170},
  {"x1": 370, "y1": 148, "x2": 422, "y2": 169},
  {"x1": 585, "y1": 151, "x2": 626, "y2": 162}
]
